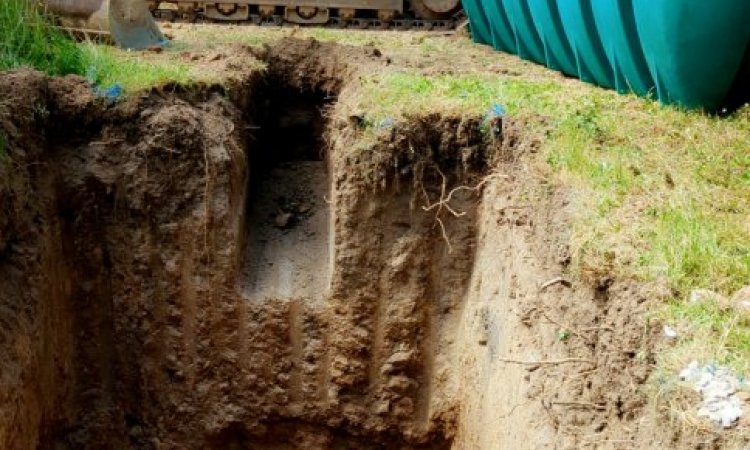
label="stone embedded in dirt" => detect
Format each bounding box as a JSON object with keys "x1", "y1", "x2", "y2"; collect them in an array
[
  {"x1": 385, "y1": 350, "x2": 414, "y2": 368},
  {"x1": 274, "y1": 211, "x2": 294, "y2": 228},
  {"x1": 662, "y1": 325, "x2": 678, "y2": 338},
  {"x1": 374, "y1": 400, "x2": 390, "y2": 415},
  {"x1": 386, "y1": 375, "x2": 415, "y2": 393},
  {"x1": 297, "y1": 203, "x2": 311, "y2": 214},
  {"x1": 393, "y1": 397, "x2": 415, "y2": 418}
]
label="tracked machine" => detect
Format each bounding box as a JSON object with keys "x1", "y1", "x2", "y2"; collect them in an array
[
  {"x1": 42, "y1": 0, "x2": 463, "y2": 50},
  {"x1": 43, "y1": 0, "x2": 167, "y2": 49},
  {"x1": 149, "y1": 0, "x2": 464, "y2": 29}
]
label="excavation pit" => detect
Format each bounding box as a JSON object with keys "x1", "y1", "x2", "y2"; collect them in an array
[{"x1": 0, "y1": 40, "x2": 654, "y2": 450}]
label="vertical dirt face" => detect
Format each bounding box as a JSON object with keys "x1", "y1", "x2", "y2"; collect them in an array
[
  {"x1": 0, "y1": 39, "x2": 659, "y2": 450},
  {"x1": 0, "y1": 49, "x2": 492, "y2": 448}
]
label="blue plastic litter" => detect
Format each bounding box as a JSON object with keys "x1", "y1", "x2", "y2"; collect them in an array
[
  {"x1": 488, "y1": 103, "x2": 506, "y2": 118},
  {"x1": 101, "y1": 84, "x2": 123, "y2": 100},
  {"x1": 484, "y1": 103, "x2": 506, "y2": 139},
  {"x1": 92, "y1": 83, "x2": 124, "y2": 103}
]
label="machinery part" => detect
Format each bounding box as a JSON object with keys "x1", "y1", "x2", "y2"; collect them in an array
[
  {"x1": 377, "y1": 8, "x2": 395, "y2": 22},
  {"x1": 338, "y1": 7, "x2": 354, "y2": 21},
  {"x1": 109, "y1": 0, "x2": 168, "y2": 48},
  {"x1": 285, "y1": 6, "x2": 329, "y2": 23},
  {"x1": 151, "y1": 0, "x2": 463, "y2": 26},
  {"x1": 44, "y1": 0, "x2": 167, "y2": 49},
  {"x1": 409, "y1": 0, "x2": 460, "y2": 20},
  {"x1": 205, "y1": 2, "x2": 250, "y2": 19},
  {"x1": 258, "y1": 4, "x2": 275, "y2": 17}
]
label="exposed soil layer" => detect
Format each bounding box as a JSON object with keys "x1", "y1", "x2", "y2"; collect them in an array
[{"x1": 0, "y1": 39, "x2": 676, "y2": 450}]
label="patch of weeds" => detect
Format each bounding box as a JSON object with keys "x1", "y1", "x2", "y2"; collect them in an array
[
  {"x1": 639, "y1": 204, "x2": 749, "y2": 296},
  {"x1": 0, "y1": 0, "x2": 86, "y2": 75},
  {"x1": 82, "y1": 44, "x2": 192, "y2": 92},
  {"x1": 653, "y1": 298, "x2": 750, "y2": 382},
  {"x1": 354, "y1": 72, "x2": 563, "y2": 122}
]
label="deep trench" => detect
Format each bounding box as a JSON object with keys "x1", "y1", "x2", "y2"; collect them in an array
[
  {"x1": 241, "y1": 81, "x2": 333, "y2": 305},
  {"x1": 1, "y1": 62, "x2": 491, "y2": 450},
  {"x1": 0, "y1": 42, "x2": 678, "y2": 450}
]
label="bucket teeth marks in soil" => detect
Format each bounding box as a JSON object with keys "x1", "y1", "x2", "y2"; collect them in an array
[
  {"x1": 0, "y1": 44, "x2": 651, "y2": 450},
  {"x1": 325, "y1": 111, "x2": 493, "y2": 441}
]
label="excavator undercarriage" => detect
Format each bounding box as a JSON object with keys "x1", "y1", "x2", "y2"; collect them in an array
[
  {"x1": 151, "y1": 0, "x2": 463, "y2": 29},
  {"x1": 42, "y1": 0, "x2": 463, "y2": 50}
]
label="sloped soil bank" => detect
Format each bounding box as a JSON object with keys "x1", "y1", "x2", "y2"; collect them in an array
[{"x1": 0, "y1": 39, "x2": 666, "y2": 450}]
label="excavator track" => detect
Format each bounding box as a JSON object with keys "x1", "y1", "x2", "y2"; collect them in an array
[
  {"x1": 153, "y1": 12, "x2": 461, "y2": 30},
  {"x1": 150, "y1": 1, "x2": 464, "y2": 30}
]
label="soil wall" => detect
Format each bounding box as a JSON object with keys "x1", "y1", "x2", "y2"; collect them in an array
[{"x1": 0, "y1": 39, "x2": 664, "y2": 450}]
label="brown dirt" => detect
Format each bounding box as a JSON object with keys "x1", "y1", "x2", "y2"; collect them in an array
[{"x1": 0, "y1": 38, "x2": 706, "y2": 450}]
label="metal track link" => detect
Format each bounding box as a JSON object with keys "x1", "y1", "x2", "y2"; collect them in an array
[{"x1": 153, "y1": 9, "x2": 461, "y2": 31}]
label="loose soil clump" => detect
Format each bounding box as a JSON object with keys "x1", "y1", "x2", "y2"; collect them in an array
[{"x1": 0, "y1": 39, "x2": 667, "y2": 449}]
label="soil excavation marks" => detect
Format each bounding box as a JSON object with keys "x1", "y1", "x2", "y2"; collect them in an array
[{"x1": 0, "y1": 39, "x2": 658, "y2": 450}]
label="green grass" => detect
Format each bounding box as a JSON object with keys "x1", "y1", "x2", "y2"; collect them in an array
[
  {"x1": 548, "y1": 101, "x2": 750, "y2": 295},
  {"x1": 0, "y1": 0, "x2": 197, "y2": 93},
  {"x1": 81, "y1": 44, "x2": 192, "y2": 92},
  {"x1": 639, "y1": 204, "x2": 749, "y2": 295},
  {"x1": 658, "y1": 298, "x2": 750, "y2": 373},
  {"x1": 0, "y1": 0, "x2": 86, "y2": 75},
  {"x1": 349, "y1": 71, "x2": 564, "y2": 123}
]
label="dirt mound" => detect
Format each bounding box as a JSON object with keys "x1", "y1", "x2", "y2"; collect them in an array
[{"x1": 0, "y1": 40, "x2": 673, "y2": 450}]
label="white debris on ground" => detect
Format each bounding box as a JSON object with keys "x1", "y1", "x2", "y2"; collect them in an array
[
  {"x1": 662, "y1": 325, "x2": 678, "y2": 338},
  {"x1": 679, "y1": 361, "x2": 747, "y2": 428}
]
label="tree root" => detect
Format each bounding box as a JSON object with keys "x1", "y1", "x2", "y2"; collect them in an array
[{"x1": 421, "y1": 167, "x2": 507, "y2": 253}]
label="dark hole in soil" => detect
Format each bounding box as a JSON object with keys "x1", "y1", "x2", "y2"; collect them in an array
[
  {"x1": 251, "y1": 83, "x2": 329, "y2": 165},
  {"x1": 241, "y1": 81, "x2": 333, "y2": 303}
]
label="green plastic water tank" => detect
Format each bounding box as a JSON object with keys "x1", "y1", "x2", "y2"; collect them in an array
[
  {"x1": 591, "y1": 0, "x2": 653, "y2": 96},
  {"x1": 633, "y1": 0, "x2": 750, "y2": 109},
  {"x1": 482, "y1": 0, "x2": 516, "y2": 52},
  {"x1": 728, "y1": 47, "x2": 750, "y2": 108},
  {"x1": 528, "y1": 0, "x2": 577, "y2": 74},
  {"x1": 502, "y1": 0, "x2": 546, "y2": 63},
  {"x1": 463, "y1": 0, "x2": 493, "y2": 45},
  {"x1": 557, "y1": 0, "x2": 614, "y2": 88},
  {"x1": 463, "y1": 0, "x2": 750, "y2": 109}
]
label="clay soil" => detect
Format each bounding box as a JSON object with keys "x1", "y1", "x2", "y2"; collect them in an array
[{"x1": 0, "y1": 38, "x2": 673, "y2": 450}]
